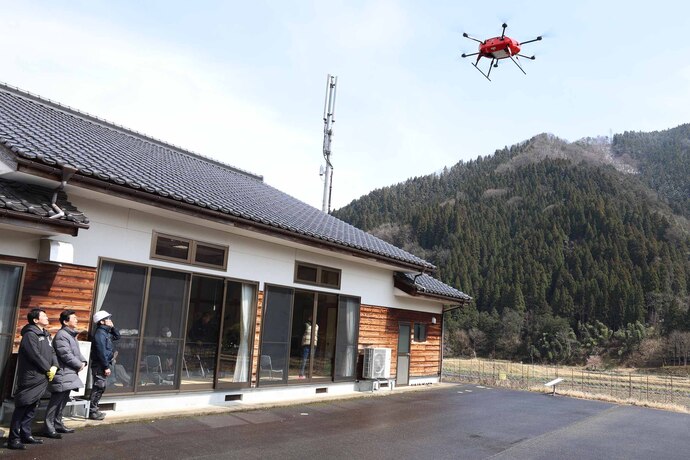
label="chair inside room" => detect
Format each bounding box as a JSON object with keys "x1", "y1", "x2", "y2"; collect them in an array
[
  {"x1": 260, "y1": 355, "x2": 284, "y2": 381},
  {"x1": 144, "y1": 354, "x2": 173, "y2": 385}
]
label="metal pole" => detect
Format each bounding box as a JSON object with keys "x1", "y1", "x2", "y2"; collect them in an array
[{"x1": 321, "y1": 74, "x2": 337, "y2": 213}]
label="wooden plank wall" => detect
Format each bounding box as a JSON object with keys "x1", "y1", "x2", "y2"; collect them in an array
[
  {"x1": 359, "y1": 304, "x2": 442, "y2": 378},
  {"x1": 250, "y1": 290, "x2": 264, "y2": 386},
  {"x1": 0, "y1": 256, "x2": 96, "y2": 352}
]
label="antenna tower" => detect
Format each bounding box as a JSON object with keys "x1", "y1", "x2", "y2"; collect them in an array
[{"x1": 321, "y1": 74, "x2": 337, "y2": 213}]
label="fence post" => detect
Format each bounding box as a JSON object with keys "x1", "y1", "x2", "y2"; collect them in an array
[{"x1": 629, "y1": 373, "x2": 632, "y2": 399}]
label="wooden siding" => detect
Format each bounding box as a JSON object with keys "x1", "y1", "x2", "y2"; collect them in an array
[
  {"x1": 359, "y1": 304, "x2": 442, "y2": 378},
  {"x1": 1, "y1": 255, "x2": 96, "y2": 352},
  {"x1": 250, "y1": 290, "x2": 264, "y2": 386}
]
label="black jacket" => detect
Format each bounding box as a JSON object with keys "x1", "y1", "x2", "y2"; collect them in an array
[
  {"x1": 14, "y1": 324, "x2": 56, "y2": 406},
  {"x1": 90, "y1": 324, "x2": 120, "y2": 370}
]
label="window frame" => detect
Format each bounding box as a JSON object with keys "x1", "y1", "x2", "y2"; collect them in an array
[
  {"x1": 94, "y1": 257, "x2": 257, "y2": 394},
  {"x1": 293, "y1": 261, "x2": 341, "y2": 290},
  {"x1": 413, "y1": 322, "x2": 427, "y2": 343},
  {"x1": 151, "y1": 231, "x2": 228, "y2": 271},
  {"x1": 0, "y1": 260, "x2": 25, "y2": 352}
]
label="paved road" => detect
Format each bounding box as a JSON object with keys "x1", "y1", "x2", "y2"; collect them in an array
[{"x1": 2, "y1": 384, "x2": 689, "y2": 459}]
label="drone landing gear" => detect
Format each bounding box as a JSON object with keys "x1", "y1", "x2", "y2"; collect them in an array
[{"x1": 472, "y1": 58, "x2": 497, "y2": 81}]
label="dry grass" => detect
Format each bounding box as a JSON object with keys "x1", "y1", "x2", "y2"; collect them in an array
[{"x1": 444, "y1": 357, "x2": 690, "y2": 414}]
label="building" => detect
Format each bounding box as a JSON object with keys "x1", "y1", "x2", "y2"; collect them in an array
[{"x1": 0, "y1": 83, "x2": 470, "y2": 413}]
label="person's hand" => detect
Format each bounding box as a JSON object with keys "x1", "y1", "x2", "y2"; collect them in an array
[
  {"x1": 104, "y1": 368, "x2": 112, "y2": 377},
  {"x1": 105, "y1": 318, "x2": 114, "y2": 328},
  {"x1": 47, "y1": 366, "x2": 58, "y2": 381},
  {"x1": 80, "y1": 363, "x2": 86, "y2": 371}
]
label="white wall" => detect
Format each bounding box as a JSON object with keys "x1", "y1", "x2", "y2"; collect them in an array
[
  {"x1": 0, "y1": 226, "x2": 41, "y2": 258},
  {"x1": 3, "y1": 194, "x2": 444, "y2": 314}
]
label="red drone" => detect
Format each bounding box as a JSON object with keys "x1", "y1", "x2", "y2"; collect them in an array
[{"x1": 461, "y1": 23, "x2": 542, "y2": 81}]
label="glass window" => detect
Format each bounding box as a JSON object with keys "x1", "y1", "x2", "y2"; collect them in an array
[
  {"x1": 154, "y1": 235, "x2": 191, "y2": 261},
  {"x1": 217, "y1": 281, "x2": 256, "y2": 387},
  {"x1": 259, "y1": 286, "x2": 293, "y2": 385},
  {"x1": 320, "y1": 269, "x2": 340, "y2": 288},
  {"x1": 414, "y1": 323, "x2": 427, "y2": 342},
  {"x1": 194, "y1": 243, "x2": 227, "y2": 268},
  {"x1": 95, "y1": 261, "x2": 147, "y2": 393},
  {"x1": 137, "y1": 268, "x2": 189, "y2": 391},
  {"x1": 182, "y1": 275, "x2": 223, "y2": 389},
  {"x1": 334, "y1": 296, "x2": 360, "y2": 381},
  {"x1": 152, "y1": 233, "x2": 228, "y2": 270},
  {"x1": 0, "y1": 263, "x2": 23, "y2": 391},
  {"x1": 295, "y1": 264, "x2": 318, "y2": 283},
  {"x1": 288, "y1": 291, "x2": 316, "y2": 380},
  {"x1": 294, "y1": 262, "x2": 341, "y2": 289}
]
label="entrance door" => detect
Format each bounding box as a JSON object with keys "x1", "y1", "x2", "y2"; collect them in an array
[{"x1": 396, "y1": 323, "x2": 410, "y2": 386}]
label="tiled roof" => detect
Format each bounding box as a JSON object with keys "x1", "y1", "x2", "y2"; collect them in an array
[
  {"x1": 0, "y1": 178, "x2": 89, "y2": 226},
  {"x1": 0, "y1": 84, "x2": 434, "y2": 270},
  {"x1": 396, "y1": 272, "x2": 472, "y2": 302}
]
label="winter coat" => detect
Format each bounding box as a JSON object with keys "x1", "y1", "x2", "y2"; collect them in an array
[
  {"x1": 90, "y1": 324, "x2": 120, "y2": 370},
  {"x1": 49, "y1": 326, "x2": 87, "y2": 393},
  {"x1": 301, "y1": 321, "x2": 319, "y2": 347},
  {"x1": 14, "y1": 324, "x2": 56, "y2": 406}
]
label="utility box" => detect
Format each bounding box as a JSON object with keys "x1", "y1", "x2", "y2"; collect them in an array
[{"x1": 38, "y1": 239, "x2": 74, "y2": 264}]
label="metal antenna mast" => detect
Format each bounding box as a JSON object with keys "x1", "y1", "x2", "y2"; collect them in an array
[{"x1": 321, "y1": 74, "x2": 337, "y2": 213}]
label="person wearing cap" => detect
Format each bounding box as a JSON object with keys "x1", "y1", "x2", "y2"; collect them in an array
[
  {"x1": 89, "y1": 310, "x2": 120, "y2": 420},
  {"x1": 7, "y1": 308, "x2": 57, "y2": 450},
  {"x1": 44, "y1": 309, "x2": 87, "y2": 438}
]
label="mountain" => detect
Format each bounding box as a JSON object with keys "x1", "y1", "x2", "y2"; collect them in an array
[{"x1": 333, "y1": 129, "x2": 690, "y2": 364}]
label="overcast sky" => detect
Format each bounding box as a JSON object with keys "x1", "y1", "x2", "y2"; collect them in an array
[{"x1": 2, "y1": 1, "x2": 689, "y2": 210}]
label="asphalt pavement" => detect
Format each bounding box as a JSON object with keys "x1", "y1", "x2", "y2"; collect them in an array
[{"x1": 1, "y1": 384, "x2": 688, "y2": 459}]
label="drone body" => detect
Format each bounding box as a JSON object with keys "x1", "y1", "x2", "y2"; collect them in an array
[{"x1": 461, "y1": 23, "x2": 542, "y2": 81}]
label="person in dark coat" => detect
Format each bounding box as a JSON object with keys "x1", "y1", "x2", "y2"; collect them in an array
[
  {"x1": 7, "y1": 308, "x2": 57, "y2": 450},
  {"x1": 89, "y1": 310, "x2": 120, "y2": 420},
  {"x1": 44, "y1": 309, "x2": 87, "y2": 438}
]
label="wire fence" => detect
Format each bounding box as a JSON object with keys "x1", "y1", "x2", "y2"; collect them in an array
[{"x1": 442, "y1": 357, "x2": 690, "y2": 411}]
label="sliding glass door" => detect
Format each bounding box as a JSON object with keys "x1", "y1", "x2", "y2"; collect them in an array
[
  {"x1": 94, "y1": 260, "x2": 256, "y2": 393},
  {"x1": 260, "y1": 285, "x2": 360, "y2": 386},
  {"x1": 216, "y1": 280, "x2": 256, "y2": 388}
]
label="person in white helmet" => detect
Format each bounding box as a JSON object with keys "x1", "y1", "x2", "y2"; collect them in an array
[{"x1": 89, "y1": 310, "x2": 120, "y2": 420}]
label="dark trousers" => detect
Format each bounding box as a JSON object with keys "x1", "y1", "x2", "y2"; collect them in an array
[
  {"x1": 89, "y1": 367, "x2": 108, "y2": 413},
  {"x1": 45, "y1": 390, "x2": 71, "y2": 432},
  {"x1": 9, "y1": 400, "x2": 39, "y2": 442}
]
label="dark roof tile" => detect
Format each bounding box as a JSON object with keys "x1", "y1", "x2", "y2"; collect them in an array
[
  {"x1": 397, "y1": 272, "x2": 471, "y2": 302},
  {"x1": 0, "y1": 178, "x2": 89, "y2": 225},
  {"x1": 0, "y1": 84, "x2": 433, "y2": 270}
]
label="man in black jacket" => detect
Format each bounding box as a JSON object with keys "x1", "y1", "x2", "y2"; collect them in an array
[
  {"x1": 8, "y1": 308, "x2": 57, "y2": 450},
  {"x1": 89, "y1": 310, "x2": 120, "y2": 420}
]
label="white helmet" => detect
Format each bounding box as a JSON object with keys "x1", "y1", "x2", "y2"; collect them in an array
[{"x1": 93, "y1": 310, "x2": 112, "y2": 323}]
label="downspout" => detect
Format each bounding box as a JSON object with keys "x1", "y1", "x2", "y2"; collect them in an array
[
  {"x1": 413, "y1": 270, "x2": 426, "y2": 292},
  {"x1": 48, "y1": 165, "x2": 78, "y2": 219}
]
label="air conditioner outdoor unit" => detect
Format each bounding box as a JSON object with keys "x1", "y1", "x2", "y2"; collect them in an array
[{"x1": 363, "y1": 347, "x2": 391, "y2": 379}]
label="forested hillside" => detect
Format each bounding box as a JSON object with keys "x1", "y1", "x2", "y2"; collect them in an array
[{"x1": 334, "y1": 131, "x2": 690, "y2": 367}]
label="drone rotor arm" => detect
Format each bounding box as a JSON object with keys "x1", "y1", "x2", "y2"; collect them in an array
[
  {"x1": 501, "y1": 23, "x2": 508, "y2": 39},
  {"x1": 462, "y1": 32, "x2": 484, "y2": 44},
  {"x1": 461, "y1": 51, "x2": 480, "y2": 58},
  {"x1": 519, "y1": 36, "x2": 542, "y2": 46},
  {"x1": 517, "y1": 54, "x2": 536, "y2": 60}
]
